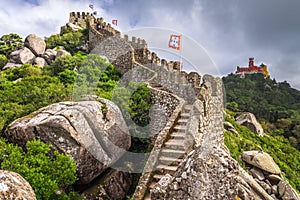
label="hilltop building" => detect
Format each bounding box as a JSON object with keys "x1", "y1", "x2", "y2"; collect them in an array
[{"x1": 236, "y1": 57, "x2": 269, "y2": 77}]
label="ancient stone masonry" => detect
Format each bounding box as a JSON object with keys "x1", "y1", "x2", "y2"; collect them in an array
[
  {"x1": 68, "y1": 12, "x2": 92, "y2": 29},
  {"x1": 63, "y1": 12, "x2": 238, "y2": 200},
  {"x1": 29, "y1": 12, "x2": 297, "y2": 199},
  {"x1": 238, "y1": 151, "x2": 300, "y2": 200}
]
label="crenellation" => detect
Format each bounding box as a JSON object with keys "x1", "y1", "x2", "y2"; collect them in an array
[
  {"x1": 70, "y1": 12, "x2": 75, "y2": 18},
  {"x1": 68, "y1": 12, "x2": 201, "y2": 90},
  {"x1": 132, "y1": 36, "x2": 137, "y2": 43},
  {"x1": 173, "y1": 61, "x2": 181, "y2": 71},
  {"x1": 142, "y1": 39, "x2": 146, "y2": 46},
  {"x1": 167, "y1": 61, "x2": 174, "y2": 71},
  {"x1": 161, "y1": 59, "x2": 168, "y2": 69},
  {"x1": 188, "y1": 72, "x2": 201, "y2": 88},
  {"x1": 180, "y1": 71, "x2": 188, "y2": 84},
  {"x1": 124, "y1": 34, "x2": 129, "y2": 41}
]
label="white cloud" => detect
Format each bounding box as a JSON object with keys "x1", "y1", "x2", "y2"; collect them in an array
[{"x1": 0, "y1": 0, "x2": 106, "y2": 38}]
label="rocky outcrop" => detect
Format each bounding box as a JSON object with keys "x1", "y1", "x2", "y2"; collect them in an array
[
  {"x1": 5, "y1": 99, "x2": 131, "y2": 184},
  {"x1": 34, "y1": 57, "x2": 47, "y2": 67},
  {"x1": 235, "y1": 112, "x2": 265, "y2": 136},
  {"x1": 1, "y1": 34, "x2": 67, "y2": 69},
  {"x1": 238, "y1": 150, "x2": 300, "y2": 200},
  {"x1": 82, "y1": 170, "x2": 132, "y2": 200},
  {"x1": 242, "y1": 151, "x2": 281, "y2": 175},
  {"x1": 0, "y1": 170, "x2": 36, "y2": 200},
  {"x1": 43, "y1": 49, "x2": 57, "y2": 64},
  {"x1": 56, "y1": 49, "x2": 71, "y2": 58},
  {"x1": 10, "y1": 47, "x2": 35, "y2": 64},
  {"x1": 24, "y1": 34, "x2": 46, "y2": 56},
  {"x1": 150, "y1": 146, "x2": 239, "y2": 199},
  {"x1": 224, "y1": 121, "x2": 238, "y2": 134},
  {"x1": 2, "y1": 63, "x2": 22, "y2": 70}
]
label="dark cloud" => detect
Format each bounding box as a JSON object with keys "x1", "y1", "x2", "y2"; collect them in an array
[{"x1": 0, "y1": 0, "x2": 299, "y2": 88}]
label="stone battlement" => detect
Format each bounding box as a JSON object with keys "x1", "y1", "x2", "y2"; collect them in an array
[
  {"x1": 66, "y1": 12, "x2": 202, "y2": 89},
  {"x1": 69, "y1": 12, "x2": 93, "y2": 29}
]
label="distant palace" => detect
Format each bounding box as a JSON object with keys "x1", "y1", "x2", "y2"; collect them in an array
[{"x1": 236, "y1": 57, "x2": 269, "y2": 77}]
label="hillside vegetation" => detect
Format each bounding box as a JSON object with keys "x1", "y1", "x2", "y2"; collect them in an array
[
  {"x1": 223, "y1": 73, "x2": 300, "y2": 150},
  {"x1": 0, "y1": 30, "x2": 152, "y2": 199},
  {"x1": 223, "y1": 73, "x2": 300, "y2": 193}
]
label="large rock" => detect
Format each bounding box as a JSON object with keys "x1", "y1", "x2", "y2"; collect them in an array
[
  {"x1": 0, "y1": 170, "x2": 36, "y2": 200},
  {"x1": 24, "y1": 34, "x2": 46, "y2": 56},
  {"x1": 10, "y1": 47, "x2": 35, "y2": 64},
  {"x1": 235, "y1": 112, "x2": 265, "y2": 136},
  {"x1": 150, "y1": 147, "x2": 239, "y2": 199},
  {"x1": 250, "y1": 167, "x2": 265, "y2": 181},
  {"x1": 43, "y1": 49, "x2": 57, "y2": 64},
  {"x1": 5, "y1": 99, "x2": 131, "y2": 184},
  {"x1": 278, "y1": 180, "x2": 300, "y2": 200},
  {"x1": 2, "y1": 62, "x2": 22, "y2": 70},
  {"x1": 224, "y1": 121, "x2": 238, "y2": 134},
  {"x1": 242, "y1": 151, "x2": 281, "y2": 175},
  {"x1": 56, "y1": 49, "x2": 71, "y2": 58},
  {"x1": 237, "y1": 166, "x2": 274, "y2": 200},
  {"x1": 34, "y1": 57, "x2": 47, "y2": 67},
  {"x1": 82, "y1": 170, "x2": 132, "y2": 200}
]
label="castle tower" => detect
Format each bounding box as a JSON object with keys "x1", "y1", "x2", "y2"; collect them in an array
[{"x1": 248, "y1": 57, "x2": 254, "y2": 69}]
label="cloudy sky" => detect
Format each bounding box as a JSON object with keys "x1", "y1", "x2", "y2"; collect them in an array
[{"x1": 0, "y1": 0, "x2": 299, "y2": 89}]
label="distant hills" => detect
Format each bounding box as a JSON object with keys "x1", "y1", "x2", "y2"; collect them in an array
[{"x1": 223, "y1": 73, "x2": 300, "y2": 149}]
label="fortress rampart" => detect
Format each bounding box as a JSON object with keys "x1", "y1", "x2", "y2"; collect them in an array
[{"x1": 64, "y1": 12, "x2": 202, "y2": 89}]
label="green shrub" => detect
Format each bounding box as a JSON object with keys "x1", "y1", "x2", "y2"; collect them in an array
[
  {"x1": 45, "y1": 30, "x2": 88, "y2": 54},
  {"x1": 0, "y1": 75, "x2": 72, "y2": 131},
  {"x1": 46, "y1": 55, "x2": 80, "y2": 76},
  {"x1": 0, "y1": 33, "x2": 23, "y2": 57},
  {"x1": 224, "y1": 113, "x2": 300, "y2": 193},
  {"x1": 0, "y1": 138, "x2": 79, "y2": 199},
  {"x1": 1, "y1": 64, "x2": 42, "y2": 81},
  {"x1": 0, "y1": 54, "x2": 8, "y2": 69}
]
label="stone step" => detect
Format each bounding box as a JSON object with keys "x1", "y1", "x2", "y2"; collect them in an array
[
  {"x1": 153, "y1": 173, "x2": 165, "y2": 181},
  {"x1": 180, "y1": 113, "x2": 190, "y2": 119},
  {"x1": 174, "y1": 125, "x2": 187, "y2": 132},
  {"x1": 161, "y1": 148, "x2": 185, "y2": 157},
  {"x1": 177, "y1": 118, "x2": 189, "y2": 125},
  {"x1": 170, "y1": 132, "x2": 185, "y2": 139},
  {"x1": 164, "y1": 139, "x2": 185, "y2": 150},
  {"x1": 159, "y1": 156, "x2": 183, "y2": 165},
  {"x1": 156, "y1": 164, "x2": 178, "y2": 174},
  {"x1": 183, "y1": 104, "x2": 193, "y2": 112}
]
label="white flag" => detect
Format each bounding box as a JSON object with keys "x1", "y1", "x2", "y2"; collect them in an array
[{"x1": 168, "y1": 34, "x2": 181, "y2": 50}]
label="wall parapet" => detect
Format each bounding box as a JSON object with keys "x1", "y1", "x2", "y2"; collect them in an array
[
  {"x1": 66, "y1": 12, "x2": 205, "y2": 97},
  {"x1": 132, "y1": 89, "x2": 184, "y2": 200}
]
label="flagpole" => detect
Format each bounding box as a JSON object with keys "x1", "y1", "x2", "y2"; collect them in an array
[{"x1": 180, "y1": 35, "x2": 183, "y2": 70}]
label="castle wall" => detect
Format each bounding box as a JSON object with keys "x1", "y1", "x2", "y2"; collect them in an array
[
  {"x1": 69, "y1": 12, "x2": 92, "y2": 29},
  {"x1": 133, "y1": 74, "x2": 225, "y2": 200},
  {"x1": 64, "y1": 12, "x2": 228, "y2": 200},
  {"x1": 66, "y1": 12, "x2": 203, "y2": 90}
]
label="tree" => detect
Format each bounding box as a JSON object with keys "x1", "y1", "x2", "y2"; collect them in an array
[{"x1": 0, "y1": 33, "x2": 23, "y2": 57}]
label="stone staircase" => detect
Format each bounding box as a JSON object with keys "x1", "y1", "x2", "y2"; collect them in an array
[{"x1": 144, "y1": 104, "x2": 194, "y2": 199}]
